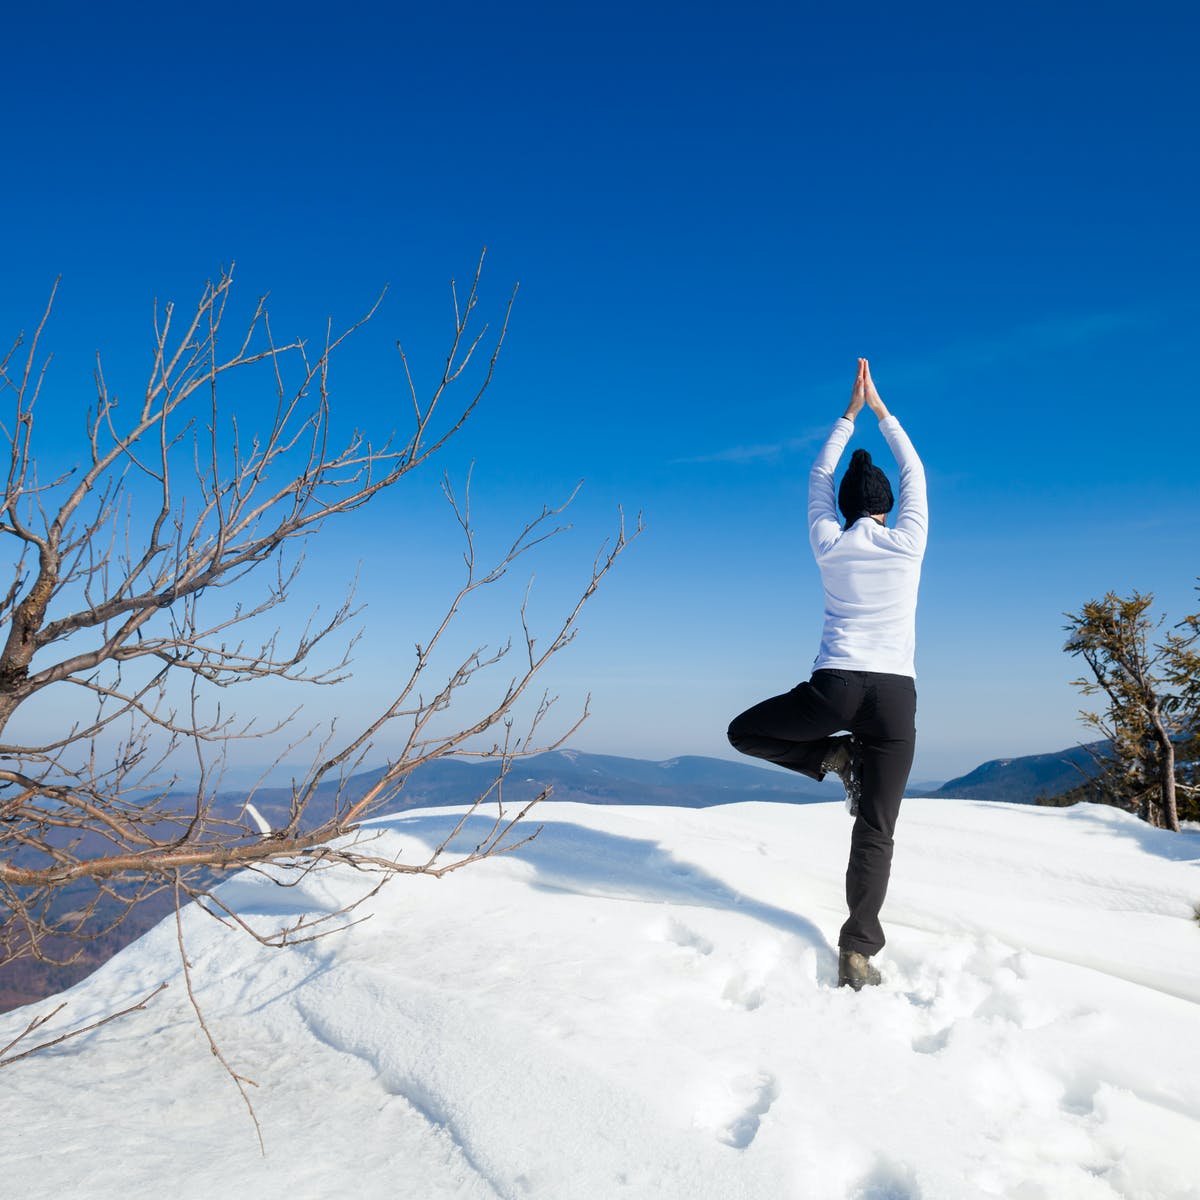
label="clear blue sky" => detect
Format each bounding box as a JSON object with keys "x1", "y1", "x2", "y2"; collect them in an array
[{"x1": 2, "y1": 1, "x2": 1197, "y2": 782}]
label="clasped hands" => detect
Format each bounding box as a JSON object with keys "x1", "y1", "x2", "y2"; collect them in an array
[{"x1": 843, "y1": 358, "x2": 890, "y2": 422}]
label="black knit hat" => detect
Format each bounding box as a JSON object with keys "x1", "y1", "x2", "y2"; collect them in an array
[{"x1": 838, "y1": 449, "x2": 894, "y2": 524}]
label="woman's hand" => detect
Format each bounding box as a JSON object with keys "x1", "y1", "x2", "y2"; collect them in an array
[
  {"x1": 862, "y1": 359, "x2": 890, "y2": 420},
  {"x1": 843, "y1": 358, "x2": 867, "y2": 421}
]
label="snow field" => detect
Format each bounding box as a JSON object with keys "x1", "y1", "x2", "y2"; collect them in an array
[{"x1": 1, "y1": 798, "x2": 1198, "y2": 1199}]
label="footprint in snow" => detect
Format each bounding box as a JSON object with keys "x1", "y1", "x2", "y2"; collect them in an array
[
  {"x1": 716, "y1": 1071, "x2": 779, "y2": 1149},
  {"x1": 721, "y1": 969, "x2": 766, "y2": 1011},
  {"x1": 900, "y1": 938, "x2": 1074, "y2": 1057},
  {"x1": 910, "y1": 1026, "x2": 952, "y2": 1056},
  {"x1": 653, "y1": 916, "x2": 715, "y2": 956},
  {"x1": 850, "y1": 1155, "x2": 923, "y2": 1199}
]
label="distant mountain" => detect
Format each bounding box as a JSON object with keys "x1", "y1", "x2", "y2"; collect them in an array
[
  {"x1": 212, "y1": 744, "x2": 1114, "y2": 820},
  {"x1": 927, "y1": 742, "x2": 1109, "y2": 804},
  {"x1": 249, "y1": 744, "x2": 1115, "y2": 814},
  {"x1": 230, "y1": 750, "x2": 843, "y2": 826}
]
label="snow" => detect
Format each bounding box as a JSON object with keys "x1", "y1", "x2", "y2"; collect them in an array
[{"x1": 2, "y1": 798, "x2": 1198, "y2": 1199}]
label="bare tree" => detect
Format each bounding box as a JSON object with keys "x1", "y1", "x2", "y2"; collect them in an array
[
  {"x1": 0, "y1": 255, "x2": 638, "y2": 1078},
  {"x1": 1064, "y1": 587, "x2": 1199, "y2": 832}
]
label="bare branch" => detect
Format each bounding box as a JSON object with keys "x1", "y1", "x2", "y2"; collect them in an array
[{"x1": 0, "y1": 259, "x2": 640, "y2": 1147}]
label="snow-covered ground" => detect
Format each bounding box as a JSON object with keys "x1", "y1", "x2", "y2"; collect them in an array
[{"x1": 2, "y1": 798, "x2": 1198, "y2": 1200}]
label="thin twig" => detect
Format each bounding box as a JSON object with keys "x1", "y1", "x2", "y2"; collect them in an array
[
  {"x1": 173, "y1": 875, "x2": 264, "y2": 1155},
  {"x1": 0, "y1": 982, "x2": 168, "y2": 1068}
]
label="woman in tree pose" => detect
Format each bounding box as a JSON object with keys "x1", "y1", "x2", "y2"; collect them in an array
[{"x1": 727, "y1": 358, "x2": 928, "y2": 990}]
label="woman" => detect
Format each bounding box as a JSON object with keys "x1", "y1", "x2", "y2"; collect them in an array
[{"x1": 727, "y1": 358, "x2": 928, "y2": 990}]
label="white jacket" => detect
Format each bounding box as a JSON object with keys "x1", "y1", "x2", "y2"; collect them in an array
[{"x1": 807, "y1": 416, "x2": 928, "y2": 678}]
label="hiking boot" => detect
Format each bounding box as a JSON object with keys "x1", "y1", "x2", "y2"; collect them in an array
[
  {"x1": 820, "y1": 736, "x2": 862, "y2": 815},
  {"x1": 838, "y1": 949, "x2": 882, "y2": 991}
]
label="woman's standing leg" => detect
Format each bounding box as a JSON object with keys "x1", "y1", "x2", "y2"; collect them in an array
[{"x1": 838, "y1": 674, "x2": 917, "y2": 956}]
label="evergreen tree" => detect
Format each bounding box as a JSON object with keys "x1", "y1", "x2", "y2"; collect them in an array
[{"x1": 1063, "y1": 586, "x2": 1199, "y2": 832}]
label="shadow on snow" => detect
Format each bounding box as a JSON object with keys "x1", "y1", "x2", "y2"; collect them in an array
[{"x1": 375, "y1": 809, "x2": 839, "y2": 976}]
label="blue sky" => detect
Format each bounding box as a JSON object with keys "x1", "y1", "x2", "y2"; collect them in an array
[{"x1": 1, "y1": 1, "x2": 1197, "y2": 781}]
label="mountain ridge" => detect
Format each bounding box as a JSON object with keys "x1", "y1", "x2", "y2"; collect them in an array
[
  {"x1": 215, "y1": 741, "x2": 1103, "y2": 821},
  {"x1": 924, "y1": 741, "x2": 1108, "y2": 803}
]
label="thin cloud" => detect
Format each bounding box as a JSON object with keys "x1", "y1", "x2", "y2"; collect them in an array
[{"x1": 674, "y1": 428, "x2": 827, "y2": 466}]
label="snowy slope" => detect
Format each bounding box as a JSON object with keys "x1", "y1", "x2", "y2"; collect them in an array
[{"x1": 1, "y1": 799, "x2": 1198, "y2": 1200}]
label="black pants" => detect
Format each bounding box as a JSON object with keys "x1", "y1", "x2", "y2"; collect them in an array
[{"x1": 727, "y1": 669, "x2": 917, "y2": 956}]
